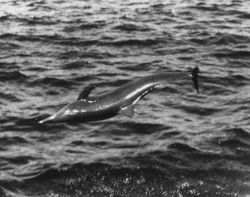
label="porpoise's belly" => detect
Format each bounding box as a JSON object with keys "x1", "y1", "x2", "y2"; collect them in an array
[{"x1": 55, "y1": 100, "x2": 122, "y2": 123}]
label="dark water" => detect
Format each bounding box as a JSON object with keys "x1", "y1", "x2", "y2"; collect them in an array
[{"x1": 1, "y1": 0, "x2": 250, "y2": 196}]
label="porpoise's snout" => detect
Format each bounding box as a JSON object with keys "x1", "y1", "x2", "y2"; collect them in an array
[{"x1": 38, "y1": 114, "x2": 56, "y2": 124}]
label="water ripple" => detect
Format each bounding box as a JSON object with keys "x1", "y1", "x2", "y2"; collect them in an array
[{"x1": 0, "y1": 0, "x2": 250, "y2": 196}]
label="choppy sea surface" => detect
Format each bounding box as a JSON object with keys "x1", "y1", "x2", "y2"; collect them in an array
[{"x1": 1, "y1": 0, "x2": 250, "y2": 196}]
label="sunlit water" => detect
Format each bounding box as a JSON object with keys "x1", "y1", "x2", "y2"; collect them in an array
[{"x1": 0, "y1": 0, "x2": 250, "y2": 196}]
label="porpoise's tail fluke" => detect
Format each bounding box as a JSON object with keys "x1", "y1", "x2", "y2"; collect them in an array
[{"x1": 191, "y1": 67, "x2": 199, "y2": 93}]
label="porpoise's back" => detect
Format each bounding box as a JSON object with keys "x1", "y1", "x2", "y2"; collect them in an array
[{"x1": 98, "y1": 71, "x2": 190, "y2": 105}]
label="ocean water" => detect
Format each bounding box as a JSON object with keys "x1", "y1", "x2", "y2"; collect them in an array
[{"x1": 0, "y1": 0, "x2": 250, "y2": 196}]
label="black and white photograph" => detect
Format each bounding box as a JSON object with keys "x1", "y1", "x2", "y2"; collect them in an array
[{"x1": 0, "y1": 0, "x2": 250, "y2": 196}]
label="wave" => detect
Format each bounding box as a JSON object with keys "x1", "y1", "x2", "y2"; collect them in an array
[
  {"x1": 0, "y1": 92, "x2": 21, "y2": 102},
  {"x1": 189, "y1": 3, "x2": 221, "y2": 12},
  {"x1": 0, "y1": 162, "x2": 168, "y2": 196},
  {"x1": 226, "y1": 127, "x2": 250, "y2": 139},
  {"x1": 113, "y1": 23, "x2": 151, "y2": 32},
  {"x1": 1, "y1": 155, "x2": 35, "y2": 166},
  {"x1": 0, "y1": 33, "x2": 163, "y2": 48},
  {"x1": 1, "y1": 150, "x2": 247, "y2": 196},
  {"x1": 218, "y1": 138, "x2": 250, "y2": 149},
  {"x1": 200, "y1": 74, "x2": 249, "y2": 96},
  {"x1": 78, "y1": 23, "x2": 105, "y2": 30},
  {"x1": 62, "y1": 60, "x2": 91, "y2": 69},
  {"x1": 238, "y1": 12, "x2": 250, "y2": 19},
  {"x1": 178, "y1": 105, "x2": 223, "y2": 116},
  {"x1": 188, "y1": 32, "x2": 250, "y2": 46},
  {"x1": 217, "y1": 74, "x2": 249, "y2": 87},
  {"x1": 102, "y1": 38, "x2": 163, "y2": 47},
  {"x1": 0, "y1": 33, "x2": 99, "y2": 46},
  {"x1": 30, "y1": 77, "x2": 77, "y2": 88},
  {"x1": 0, "y1": 41, "x2": 21, "y2": 50},
  {"x1": 0, "y1": 14, "x2": 57, "y2": 25},
  {"x1": 168, "y1": 143, "x2": 200, "y2": 152},
  {"x1": 118, "y1": 61, "x2": 160, "y2": 71},
  {"x1": 213, "y1": 50, "x2": 250, "y2": 59},
  {"x1": 0, "y1": 71, "x2": 27, "y2": 82},
  {"x1": 0, "y1": 136, "x2": 29, "y2": 146},
  {"x1": 1, "y1": 0, "x2": 250, "y2": 196}
]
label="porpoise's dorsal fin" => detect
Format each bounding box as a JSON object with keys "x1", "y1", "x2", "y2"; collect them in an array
[
  {"x1": 77, "y1": 85, "x2": 96, "y2": 100},
  {"x1": 119, "y1": 105, "x2": 135, "y2": 118}
]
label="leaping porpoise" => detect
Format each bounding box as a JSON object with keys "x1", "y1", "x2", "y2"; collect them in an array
[{"x1": 39, "y1": 67, "x2": 199, "y2": 124}]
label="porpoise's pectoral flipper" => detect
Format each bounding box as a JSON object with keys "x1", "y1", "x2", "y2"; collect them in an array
[
  {"x1": 77, "y1": 85, "x2": 96, "y2": 100},
  {"x1": 119, "y1": 105, "x2": 135, "y2": 118},
  {"x1": 191, "y1": 67, "x2": 199, "y2": 93}
]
